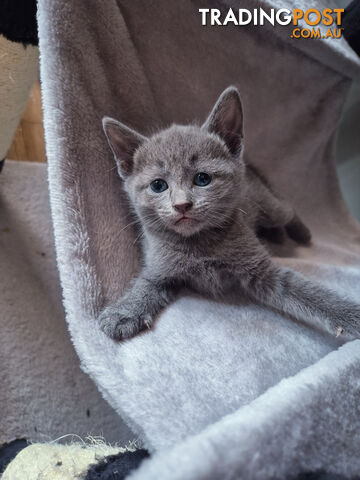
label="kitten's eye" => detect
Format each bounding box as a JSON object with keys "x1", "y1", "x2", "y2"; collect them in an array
[
  {"x1": 194, "y1": 172, "x2": 211, "y2": 187},
  {"x1": 150, "y1": 179, "x2": 168, "y2": 193}
]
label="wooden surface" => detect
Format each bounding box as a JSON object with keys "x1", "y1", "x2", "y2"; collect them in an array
[{"x1": 7, "y1": 80, "x2": 46, "y2": 163}]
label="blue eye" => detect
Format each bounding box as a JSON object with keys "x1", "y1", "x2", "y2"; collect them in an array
[
  {"x1": 150, "y1": 179, "x2": 168, "y2": 193},
  {"x1": 194, "y1": 172, "x2": 211, "y2": 187}
]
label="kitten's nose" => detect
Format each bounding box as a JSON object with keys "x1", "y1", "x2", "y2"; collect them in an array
[{"x1": 174, "y1": 202, "x2": 193, "y2": 215}]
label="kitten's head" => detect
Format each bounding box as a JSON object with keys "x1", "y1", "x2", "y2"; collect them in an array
[{"x1": 103, "y1": 86, "x2": 245, "y2": 237}]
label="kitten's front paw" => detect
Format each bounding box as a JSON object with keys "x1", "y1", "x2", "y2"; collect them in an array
[
  {"x1": 334, "y1": 306, "x2": 360, "y2": 340},
  {"x1": 98, "y1": 304, "x2": 153, "y2": 340}
]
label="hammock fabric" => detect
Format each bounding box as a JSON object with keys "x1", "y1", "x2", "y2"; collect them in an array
[{"x1": 37, "y1": 1, "x2": 360, "y2": 478}]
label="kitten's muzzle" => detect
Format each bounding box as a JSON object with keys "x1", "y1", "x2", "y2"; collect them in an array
[
  {"x1": 173, "y1": 202, "x2": 193, "y2": 215},
  {"x1": 174, "y1": 216, "x2": 195, "y2": 225}
]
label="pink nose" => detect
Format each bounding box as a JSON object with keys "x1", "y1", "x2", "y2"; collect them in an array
[{"x1": 174, "y1": 202, "x2": 193, "y2": 215}]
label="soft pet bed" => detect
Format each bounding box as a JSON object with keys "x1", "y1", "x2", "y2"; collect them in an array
[{"x1": 37, "y1": 1, "x2": 360, "y2": 478}]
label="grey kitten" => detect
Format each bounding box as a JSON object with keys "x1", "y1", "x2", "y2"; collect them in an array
[{"x1": 99, "y1": 86, "x2": 360, "y2": 341}]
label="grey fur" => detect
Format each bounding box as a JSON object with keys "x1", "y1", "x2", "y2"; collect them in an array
[{"x1": 100, "y1": 87, "x2": 359, "y2": 341}]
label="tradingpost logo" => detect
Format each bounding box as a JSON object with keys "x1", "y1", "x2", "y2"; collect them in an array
[{"x1": 199, "y1": 8, "x2": 344, "y2": 39}]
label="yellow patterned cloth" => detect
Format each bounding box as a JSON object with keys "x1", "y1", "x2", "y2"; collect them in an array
[{"x1": 2, "y1": 442, "x2": 125, "y2": 480}]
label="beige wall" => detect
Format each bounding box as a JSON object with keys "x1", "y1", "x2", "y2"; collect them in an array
[{"x1": 7, "y1": 80, "x2": 46, "y2": 163}]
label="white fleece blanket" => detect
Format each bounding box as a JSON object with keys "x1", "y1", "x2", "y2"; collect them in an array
[{"x1": 37, "y1": 0, "x2": 360, "y2": 478}]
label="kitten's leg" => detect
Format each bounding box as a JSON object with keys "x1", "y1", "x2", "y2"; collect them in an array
[
  {"x1": 285, "y1": 214, "x2": 312, "y2": 245},
  {"x1": 98, "y1": 274, "x2": 174, "y2": 340},
  {"x1": 247, "y1": 165, "x2": 311, "y2": 244},
  {"x1": 241, "y1": 262, "x2": 360, "y2": 338},
  {"x1": 250, "y1": 175, "x2": 311, "y2": 245},
  {"x1": 256, "y1": 225, "x2": 286, "y2": 244},
  {"x1": 256, "y1": 195, "x2": 294, "y2": 228},
  {"x1": 255, "y1": 192, "x2": 311, "y2": 245}
]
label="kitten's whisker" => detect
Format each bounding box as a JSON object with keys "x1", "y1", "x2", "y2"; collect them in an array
[
  {"x1": 119, "y1": 218, "x2": 142, "y2": 232},
  {"x1": 251, "y1": 199, "x2": 266, "y2": 214},
  {"x1": 133, "y1": 231, "x2": 145, "y2": 245},
  {"x1": 105, "y1": 165, "x2": 118, "y2": 173}
]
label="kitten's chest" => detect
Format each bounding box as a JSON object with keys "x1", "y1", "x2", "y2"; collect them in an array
[
  {"x1": 186, "y1": 257, "x2": 232, "y2": 295},
  {"x1": 169, "y1": 250, "x2": 233, "y2": 296},
  {"x1": 145, "y1": 235, "x2": 239, "y2": 295}
]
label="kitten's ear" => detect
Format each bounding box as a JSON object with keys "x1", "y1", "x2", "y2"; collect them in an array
[
  {"x1": 102, "y1": 117, "x2": 147, "y2": 178},
  {"x1": 202, "y1": 87, "x2": 243, "y2": 155}
]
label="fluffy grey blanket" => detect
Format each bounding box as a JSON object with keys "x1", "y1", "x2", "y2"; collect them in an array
[{"x1": 37, "y1": 1, "x2": 360, "y2": 478}]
